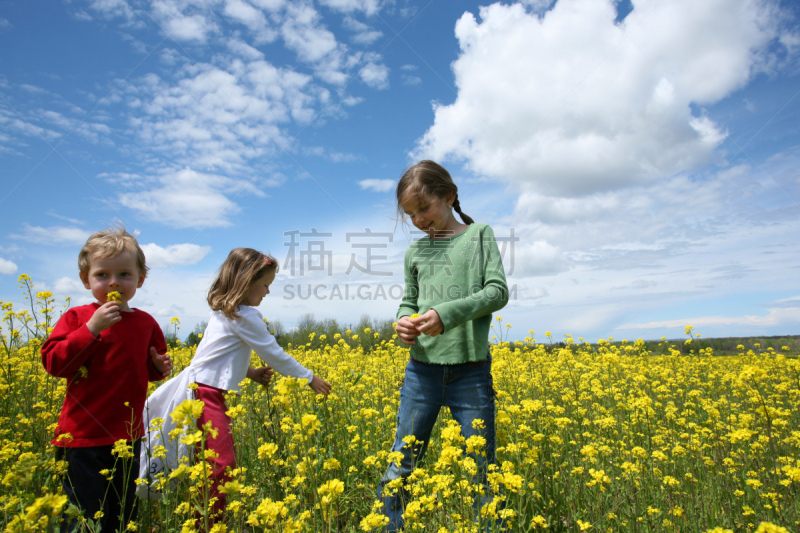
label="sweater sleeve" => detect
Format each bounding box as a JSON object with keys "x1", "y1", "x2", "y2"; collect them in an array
[
  {"x1": 433, "y1": 225, "x2": 509, "y2": 332},
  {"x1": 396, "y1": 248, "x2": 420, "y2": 320},
  {"x1": 41, "y1": 310, "x2": 102, "y2": 378},
  {"x1": 236, "y1": 310, "x2": 314, "y2": 382}
]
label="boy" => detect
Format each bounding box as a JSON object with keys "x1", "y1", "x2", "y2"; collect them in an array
[{"x1": 42, "y1": 226, "x2": 173, "y2": 532}]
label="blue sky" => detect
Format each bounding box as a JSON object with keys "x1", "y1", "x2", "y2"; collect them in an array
[{"x1": 1, "y1": 0, "x2": 799, "y2": 343}]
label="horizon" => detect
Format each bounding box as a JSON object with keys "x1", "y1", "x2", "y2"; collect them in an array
[{"x1": 1, "y1": 0, "x2": 799, "y2": 344}]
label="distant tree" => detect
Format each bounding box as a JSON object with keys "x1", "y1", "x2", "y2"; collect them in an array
[
  {"x1": 265, "y1": 318, "x2": 285, "y2": 340},
  {"x1": 163, "y1": 323, "x2": 181, "y2": 349},
  {"x1": 185, "y1": 321, "x2": 208, "y2": 347}
]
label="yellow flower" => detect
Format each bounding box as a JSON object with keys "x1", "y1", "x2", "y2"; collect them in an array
[
  {"x1": 219, "y1": 480, "x2": 244, "y2": 494},
  {"x1": 24, "y1": 494, "x2": 68, "y2": 521},
  {"x1": 317, "y1": 479, "x2": 344, "y2": 497},
  {"x1": 258, "y1": 442, "x2": 278, "y2": 459},
  {"x1": 360, "y1": 513, "x2": 389, "y2": 531},
  {"x1": 323, "y1": 458, "x2": 341, "y2": 470},
  {"x1": 112, "y1": 439, "x2": 134, "y2": 459},
  {"x1": 107, "y1": 291, "x2": 122, "y2": 302},
  {"x1": 171, "y1": 399, "x2": 205, "y2": 427}
]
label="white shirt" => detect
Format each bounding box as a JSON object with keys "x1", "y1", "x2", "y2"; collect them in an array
[{"x1": 189, "y1": 306, "x2": 313, "y2": 392}]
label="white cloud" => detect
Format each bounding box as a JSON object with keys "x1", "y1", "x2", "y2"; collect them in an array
[
  {"x1": 318, "y1": 0, "x2": 380, "y2": 16},
  {"x1": 227, "y1": 38, "x2": 266, "y2": 60},
  {"x1": 281, "y1": 3, "x2": 339, "y2": 63},
  {"x1": 359, "y1": 55, "x2": 389, "y2": 89},
  {"x1": 53, "y1": 277, "x2": 86, "y2": 294},
  {"x1": 250, "y1": 0, "x2": 285, "y2": 10},
  {"x1": 414, "y1": 0, "x2": 785, "y2": 196},
  {"x1": 358, "y1": 179, "x2": 395, "y2": 192},
  {"x1": 154, "y1": 304, "x2": 187, "y2": 317},
  {"x1": 618, "y1": 306, "x2": 800, "y2": 330},
  {"x1": 118, "y1": 167, "x2": 262, "y2": 229},
  {"x1": 124, "y1": 60, "x2": 314, "y2": 173},
  {"x1": 0, "y1": 258, "x2": 17, "y2": 275},
  {"x1": 511, "y1": 239, "x2": 569, "y2": 277},
  {"x1": 11, "y1": 225, "x2": 91, "y2": 245},
  {"x1": 342, "y1": 16, "x2": 382, "y2": 44},
  {"x1": 141, "y1": 243, "x2": 212, "y2": 267},
  {"x1": 224, "y1": 0, "x2": 268, "y2": 32},
  {"x1": 152, "y1": 2, "x2": 216, "y2": 43},
  {"x1": 87, "y1": 0, "x2": 135, "y2": 21},
  {"x1": 768, "y1": 296, "x2": 800, "y2": 309}
]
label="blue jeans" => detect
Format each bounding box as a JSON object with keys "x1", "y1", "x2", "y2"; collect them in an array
[{"x1": 377, "y1": 355, "x2": 498, "y2": 532}]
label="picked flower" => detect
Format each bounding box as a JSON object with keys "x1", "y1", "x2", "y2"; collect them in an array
[{"x1": 107, "y1": 291, "x2": 122, "y2": 302}]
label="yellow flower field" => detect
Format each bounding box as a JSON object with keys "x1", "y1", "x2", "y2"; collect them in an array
[{"x1": 1, "y1": 277, "x2": 799, "y2": 532}]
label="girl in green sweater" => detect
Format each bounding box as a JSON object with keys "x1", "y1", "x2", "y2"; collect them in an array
[{"x1": 378, "y1": 160, "x2": 509, "y2": 531}]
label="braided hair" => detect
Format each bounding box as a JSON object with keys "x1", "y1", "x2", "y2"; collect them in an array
[{"x1": 396, "y1": 160, "x2": 474, "y2": 225}]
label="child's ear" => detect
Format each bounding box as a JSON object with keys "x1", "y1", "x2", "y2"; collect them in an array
[
  {"x1": 80, "y1": 272, "x2": 91, "y2": 290},
  {"x1": 137, "y1": 273, "x2": 145, "y2": 289}
]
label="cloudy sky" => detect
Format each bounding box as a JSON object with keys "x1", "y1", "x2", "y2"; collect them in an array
[{"x1": 1, "y1": 0, "x2": 799, "y2": 342}]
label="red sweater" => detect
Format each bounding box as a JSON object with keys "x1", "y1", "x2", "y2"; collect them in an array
[{"x1": 41, "y1": 303, "x2": 167, "y2": 447}]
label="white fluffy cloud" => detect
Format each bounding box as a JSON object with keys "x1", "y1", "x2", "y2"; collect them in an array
[
  {"x1": 358, "y1": 179, "x2": 395, "y2": 192},
  {"x1": 318, "y1": 0, "x2": 381, "y2": 16},
  {"x1": 118, "y1": 168, "x2": 262, "y2": 228},
  {"x1": 618, "y1": 306, "x2": 800, "y2": 330},
  {"x1": 152, "y1": 1, "x2": 217, "y2": 43},
  {"x1": 415, "y1": 0, "x2": 784, "y2": 196},
  {"x1": 342, "y1": 15, "x2": 383, "y2": 44},
  {"x1": 141, "y1": 243, "x2": 212, "y2": 267},
  {"x1": 509, "y1": 238, "x2": 569, "y2": 277},
  {"x1": 281, "y1": 3, "x2": 339, "y2": 63},
  {"x1": 11, "y1": 225, "x2": 91, "y2": 245},
  {"x1": 0, "y1": 258, "x2": 17, "y2": 275},
  {"x1": 124, "y1": 61, "x2": 311, "y2": 174},
  {"x1": 53, "y1": 276, "x2": 86, "y2": 294},
  {"x1": 360, "y1": 56, "x2": 389, "y2": 89}
]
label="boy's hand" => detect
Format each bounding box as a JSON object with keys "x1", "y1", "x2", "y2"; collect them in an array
[
  {"x1": 247, "y1": 366, "x2": 273, "y2": 386},
  {"x1": 86, "y1": 302, "x2": 121, "y2": 337},
  {"x1": 411, "y1": 309, "x2": 444, "y2": 337},
  {"x1": 150, "y1": 346, "x2": 173, "y2": 378},
  {"x1": 309, "y1": 374, "x2": 332, "y2": 396},
  {"x1": 395, "y1": 316, "x2": 421, "y2": 345}
]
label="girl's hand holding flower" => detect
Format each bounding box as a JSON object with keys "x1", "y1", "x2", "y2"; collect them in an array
[
  {"x1": 395, "y1": 316, "x2": 421, "y2": 345},
  {"x1": 411, "y1": 309, "x2": 443, "y2": 337}
]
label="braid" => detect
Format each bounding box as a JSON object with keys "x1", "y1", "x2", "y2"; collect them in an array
[{"x1": 452, "y1": 197, "x2": 474, "y2": 225}]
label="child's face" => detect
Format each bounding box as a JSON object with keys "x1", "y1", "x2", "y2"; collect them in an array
[
  {"x1": 80, "y1": 250, "x2": 144, "y2": 311},
  {"x1": 400, "y1": 190, "x2": 456, "y2": 238},
  {"x1": 244, "y1": 270, "x2": 276, "y2": 307}
]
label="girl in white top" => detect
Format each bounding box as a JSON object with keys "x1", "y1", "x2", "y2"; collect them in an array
[{"x1": 191, "y1": 248, "x2": 331, "y2": 519}]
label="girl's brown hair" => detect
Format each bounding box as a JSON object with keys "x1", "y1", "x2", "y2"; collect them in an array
[
  {"x1": 396, "y1": 160, "x2": 474, "y2": 225},
  {"x1": 208, "y1": 248, "x2": 279, "y2": 318}
]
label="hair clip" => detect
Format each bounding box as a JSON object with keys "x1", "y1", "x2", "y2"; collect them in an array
[{"x1": 264, "y1": 255, "x2": 272, "y2": 265}]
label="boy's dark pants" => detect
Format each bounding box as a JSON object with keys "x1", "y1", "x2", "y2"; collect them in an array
[{"x1": 57, "y1": 441, "x2": 141, "y2": 533}]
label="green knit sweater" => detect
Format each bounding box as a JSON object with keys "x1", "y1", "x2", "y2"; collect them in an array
[{"x1": 397, "y1": 223, "x2": 509, "y2": 364}]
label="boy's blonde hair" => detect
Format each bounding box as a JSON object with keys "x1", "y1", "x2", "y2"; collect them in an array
[
  {"x1": 208, "y1": 248, "x2": 279, "y2": 319},
  {"x1": 78, "y1": 226, "x2": 149, "y2": 279}
]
